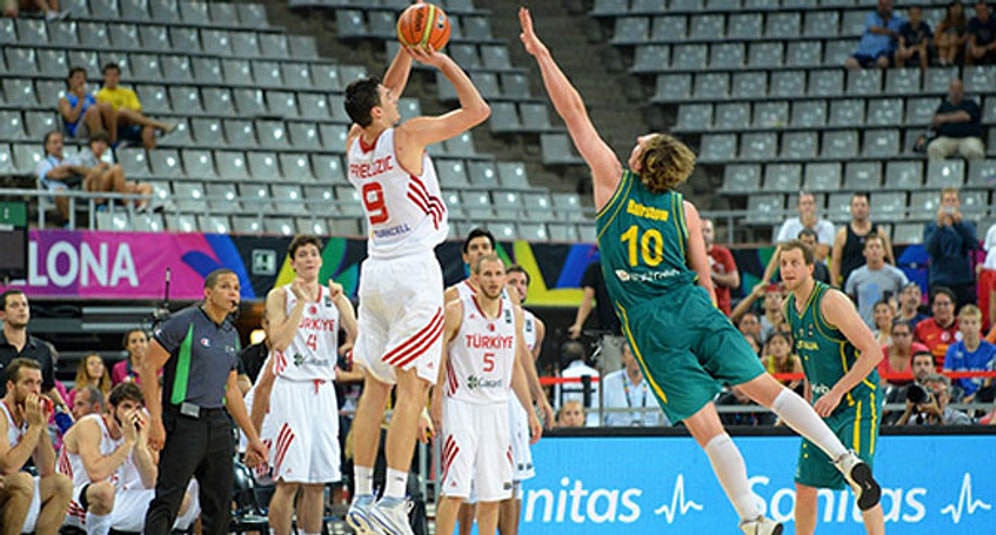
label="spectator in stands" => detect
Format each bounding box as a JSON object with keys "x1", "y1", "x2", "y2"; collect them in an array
[
  {"x1": 915, "y1": 287, "x2": 962, "y2": 369},
  {"x1": 737, "y1": 311, "x2": 763, "y2": 341},
  {"x1": 935, "y1": 1, "x2": 970, "y2": 66},
  {"x1": 601, "y1": 342, "x2": 668, "y2": 427},
  {"x1": 830, "y1": 192, "x2": 895, "y2": 288},
  {"x1": 111, "y1": 328, "x2": 148, "y2": 386},
  {"x1": 796, "y1": 229, "x2": 831, "y2": 284},
  {"x1": 236, "y1": 313, "x2": 270, "y2": 385},
  {"x1": 924, "y1": 188, "x2": 979, "y2": 307},
  {"x1": 944, "y1": 305, "x2": 996, "y2": 402},
  {"x1": 775, "y1": 191, "x2": 834, "y2": 262},
  {"x1": 36, "y1": 130, "x2": 87, "y2": 222},
  {"x1": 879, "y1": 321, "x2": 929, "y2": 387},
  {"x1": 760, "y1": 332, "x2": 803, "y2": 394},
  {"x1": 68, "y1": 352, "x2": 111, "y2": 408},
  {"x1": 76, "y1": 132, "x2": 153, "y2": 210},
  {"x1": 845, "y1": 0, "x2": 905, "y2": 70},
  {"x1": 0, "y1": 290, "x2": 66, "y2": 411},
  {"x1": 558, "y1": 341, "x2": 599, "y2": 427},
  {"x1": 897, "y1": 282, "x2": 930, "y2": 326},
  {"x1": 743, "y1": 332, "x2": 762, "y2": 357},
  {"x1": 96, "y1": 63, "x2": 176, "y2": 150},
  {"x1": 844, "y1": 234, "x2": 909, "y2": 328},
  {"x1": 895, "y1": 6, "x2": 934, "y2": 70},
  {"x1": 58, "y1": 67, "x2": 117, "y2": 144},
  {"x1": 872, "y1": 300, "x2": 897, "y2": 347},
  {"x1": 555, "y1": 400, "x2": 586, "y2": 428},
  {"x1": 927, "y1": 79, "x2": 985, "y2": 160},
  {"x1": 716, "y1": 386, "x2": 775, "y2": 426},
  {"x1": 731, "y1": 283, "x2": 784, "y2": 344},
  {"x1": 896, "y1": 373, "x2": 972, "y2": 425},
  {"x1": 978, "y1": 222, "x2": 996, "y2": 329},
  {"x1": 703, "y1": 218, "x2": 739, "y2": 316},
  {"x1": 70, "y1": 385, "x2": 104, "y2": 420},
  {"x1": 966, "y1": 0, "x2": 996, "y2": 64},
  {"x1": 2, "y1": 0, "x2": 67, "y2": 20},
  {"x1": 569, "y1": 256, "x2": 623, "y2": 372}
]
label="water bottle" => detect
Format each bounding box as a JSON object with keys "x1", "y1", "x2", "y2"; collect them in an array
[{"x1": 54, "y1": 406, "x2": 74, "y2": 435}]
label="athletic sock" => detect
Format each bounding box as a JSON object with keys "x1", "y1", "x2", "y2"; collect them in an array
[
  {"x1": 770, "y1": 389, "x2": 847, "y2": 459},
  {"x1": 703, "y1": 434, "x2": 761, "y2": 521},
  {"x1": 354, "y1": 465, "x2": 375, "y2": 496},
  {"x1": 85, "y1": 511, "x2": 112, "y2": 535},
  {"x1": 383, "y1": 468, "x2": 409, "y2": 499}
]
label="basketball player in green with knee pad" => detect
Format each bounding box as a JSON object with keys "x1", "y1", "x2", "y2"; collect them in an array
[
  {"x1": 779, "y1": 239, "x2": 885, "y2": 535},
  {"x1": 518, "y1": 8, "x2": 882, "y2": 535}
]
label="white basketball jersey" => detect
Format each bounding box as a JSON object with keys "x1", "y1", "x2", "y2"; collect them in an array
[
  {"x1": 454, "y1": 279, "x2": 476, "y2": 302},
  {"x1": 522, "y1": 309, "x2": 538, "y2": 352},
  {"x1": 1, "y1": 401, "x2": 24, "y2": 447},
  {"x1": 446, "y1": 294, "x2": 517, "y2": 405},
  {"x1": 58, "y1": 414, "x2": 121, "y2": 488},
  {"x1": 347, "y1": 128, "x2": 447, "y2": 259},
  {"x1": 271, "y1": 284, "x2": 339, "y2": 382}
]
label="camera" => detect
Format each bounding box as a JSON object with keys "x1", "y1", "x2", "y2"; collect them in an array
[
  {"x1": 906, "y1": 384, "x2": 930, "y2": 404},
  {"x1": 942, "y1": 206, "x2": 955, "y2": 215}
]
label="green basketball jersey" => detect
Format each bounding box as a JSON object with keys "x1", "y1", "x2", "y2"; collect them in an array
[
  {"x1": 785, "y1": 281, "x2": 881, "y2": 415},
  {"x1": 595, "y1": 170, "x2": 698, "y2": 313}
]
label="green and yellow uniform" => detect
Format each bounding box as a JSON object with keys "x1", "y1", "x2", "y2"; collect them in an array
[
  {"x1": 596, "y1": 170, "x2": 765, "y2": 423},
  {"x1": 785, "y1": 281, "x2": 883, "y2": 489}
]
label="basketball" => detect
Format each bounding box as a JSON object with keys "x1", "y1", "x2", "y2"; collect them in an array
[{"x1": 396, "y1": 3, "x2": 451, "y2": 50}]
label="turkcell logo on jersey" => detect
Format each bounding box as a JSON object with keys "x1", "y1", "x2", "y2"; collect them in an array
[
  {"x1": 524, "y1": 435, "x2": 995, "y2": 534},
  {"x1": 466, "y1": 375, "x2": 502, "y2": 390},
  {"x1": 613, "y1": 268, "x2": 682, "y2": 283}
]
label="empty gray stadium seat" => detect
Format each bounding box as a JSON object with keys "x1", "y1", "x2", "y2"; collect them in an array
[
  {"x1": 716, "y1": 103, "x2": 750, "y2": 130},
  {"x1": 548, "y1": 223, "x2": 579, "y2": 242},
  {"x1": 847, "y1": 69, "x2": 882, "y2": 95},
  {"x1": 786, "y1": 41, "x2": 822, "y2": 67},
  {"x1": 748, "y1": 42, "x2": 783, "y2": 68},
  {"x1": 745, "y1": 194, "x2": 784, "y2": 224},
  {"x1": 202, "y1": 88, "x2": 235, "y2": 116},
  {"x1": 612, "y1": 17, "x2": 650, "y2": 45},
  {"x1": 722, "y1": 164, "x2": 761, "y2": 193},
  {"x1": 181, "y1": 149, "x2": 217, "y2": 180},
  {"x1": 189, "y1": 118, "x2": 225, "y2": 147},
  {"x1": 732, "y1": 71, "x2": 766, "y2": 99},
  {"x1": 866, "y1": 98, "x2": 903, "y2": 126},
  {"x1": 117, "y1": 148, "x2": 151, "y2": 178},
  {"x1": 216, "y1": 158, "x2": 253, "y2": 192},
  {"x1": 924, "y1": 67, "x2": 958, "y2": 93},
  {"x1": 728, "y1": 13, "x2": 762, "y2": 39},
  {"x1": 908, "y1": 191, "x2": 939, "y2": 217},
  {"x1": 436, "y1": 159, "x2": 469, "y2": 187},
  {"x1": 893, "y1": 223, "x2": 922, "y2": 244},
  {"x1": 247, "y1": 151, "x2": 283, "y2": 182},
  {"x1": 740, "y1": 132, "x2": 777, "y2": 160},
  {"x1": 297, "y1": 218, "x2": 329, "y2": 236},
  {"x1": 711, "y1": 43, "x2": 745, "y2": 69},
  {"x1": 169, "y1": 86, "x2": 202, "y2": 113},
  {"x1": 252, "y1": 60, "x2": 284, "y2": 88},
  {"x1": 790, "y1": 100, "x2": 826, "y2": 127},
  {"x1": 926, "y1": 160, "x2": 965, "y2": 188},
  {"x1": 149, "y1": 149, "x2": 183, "y2": 178},
  {"x1": 884, "y1": 161, "x2": 923, "y2": 189},
  {"x1": 782, "y1": 132, "x2": 818, "y2": 159},
  {"x1": 844, "y1": 162, "x2": 882, "y2": 189},
  {"x1": 652, "y1": 15, "x2": 686, "y2": 40},
  {"x1": 754, "y1": 101, "x2": 789, "y2": 128},
  {"x1": 538, "y1": 134, "x2": 581, "y2": 166},
  {"x1": 672, "y1": 44, "x2": 708, "y2": 69},
  {"x1": 764, "y1": 163, "x2": 802, "y2": 191},
  {"x1": 698, "y1": 134, "x2": 737, "y2": 162},
  {"x1": 264, "y1": 217, "x2": 297, "y2": 236},
  {"x1": 498, "y1": 162, "x2": 530, "y2": 189},
  {"x1": 822, "y1": 130, "x2": 859, "y2": 158},
  {"x1": 766, "y1": 12, "x2": 801, "y2": 38},
  {"x1": 872, "y1": 191, "x2": 908, "y2": 219},
  {"x1": 466, "y1": 161, "x2": 500, "y2": 187},
  {"x1": 769, "y1": 70, "x2": 805, "y2": 97},
  {"x1": 653, "y1": 74, "x2": 692, "y2": 101},
  {"x1": 192, "y1": 57, "x2": 224, "y2": 85},
  {"x1": 691, "y1": 14, "x2": 725, "y2": 40},
  {"x1": 804, "y1": 11, "x2": 839, "y2": 36},
  {"x1": 633, "y1": 45, "x2": 669, "y2": 72},
  {"x1": 861, "y1": 128, "x2": 900, "y2": 157},
  {"x1": 967, "y1": 160, "x2": 996, "y2": 187},
  {"x1": 829, "y1": 99, "x2": 865, "y2": 126},
  {"x1": 885, "y1": 68, "x2": 920, "y2": 94},
  {"x1": 489, "y1": 102, "x2": 521, "y2": 133},
  {"x1": 826, "y1": 192, "x2": 852, "y2": 223},
  {"x1": 804, "y1": 163, "x2": 842, "y2": 191},
  {"x1": 694, "y1": 73, "x2": 729, "y2": 99},
  {"x1": 199, "y1": 215, "x2": 231, "y2": 234},
  {"x1": 677, "y1": 104, "x2": 713, "y2": 130},
  {"x1": 0, "y1": 111, "x2": 27, "y2": 142},
  {"x1": 173, "y1": 182, "x2": 207, "y2": 212}
]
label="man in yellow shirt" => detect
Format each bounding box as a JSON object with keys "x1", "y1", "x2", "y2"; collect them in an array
[{"x1": 96, "y1": 63, "x2": 175, "y2": 150}]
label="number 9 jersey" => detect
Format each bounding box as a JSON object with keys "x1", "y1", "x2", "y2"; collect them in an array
[
  {"x1": 595, "y1": 169, "x2": 698, "y2": 312},
  {"x1": 347, "y1": 128, "x2": 448, "y2": 259}
]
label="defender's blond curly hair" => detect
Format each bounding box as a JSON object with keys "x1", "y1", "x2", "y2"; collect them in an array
[{"x1": 638, "y1": 134, "x2": 696, "y2": 194}]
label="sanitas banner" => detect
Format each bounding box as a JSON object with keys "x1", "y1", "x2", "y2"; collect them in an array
[{"x1": 524, "y1": 433, "x2": 993, "y2": 534}]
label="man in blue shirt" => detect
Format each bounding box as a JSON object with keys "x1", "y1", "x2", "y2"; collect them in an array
[
  {"x1": 846, "y1": 0, "x2": 906, "y2": 69},
  {"x1": 967, "y1": 0, "x2": 996, "y2": 64},
  {"x1": 944, "y1": 305, "x2": 996, "y2": 402},
  {"x1": 923, "y1": 187, "x2": 979, "y2": 308}
]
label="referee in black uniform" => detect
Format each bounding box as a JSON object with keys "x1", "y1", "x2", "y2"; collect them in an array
[{"x1": 139, "y1": 268, "x2": 267, "y2": 535}]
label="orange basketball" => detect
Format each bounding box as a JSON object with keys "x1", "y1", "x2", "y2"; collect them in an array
[{"x1": 396, "y1": 3, "x2": 451, "y2": 50}]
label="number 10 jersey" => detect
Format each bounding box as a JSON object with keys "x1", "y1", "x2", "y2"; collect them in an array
[{"x1": 347, "y1": 127, "x2": 448, "y2": 259}]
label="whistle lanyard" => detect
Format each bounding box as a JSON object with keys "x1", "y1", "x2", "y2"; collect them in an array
[{"x1": 622, "y1": 373, "x2": 647, "y2": 413}]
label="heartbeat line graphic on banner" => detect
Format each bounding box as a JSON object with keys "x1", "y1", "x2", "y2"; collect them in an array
[
  {"x1": 654, "y1": 474, "x2": 704, "y2": 523},
  {"x1": 941, "y1": 473, "x2": 992, "y2": 524}
]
